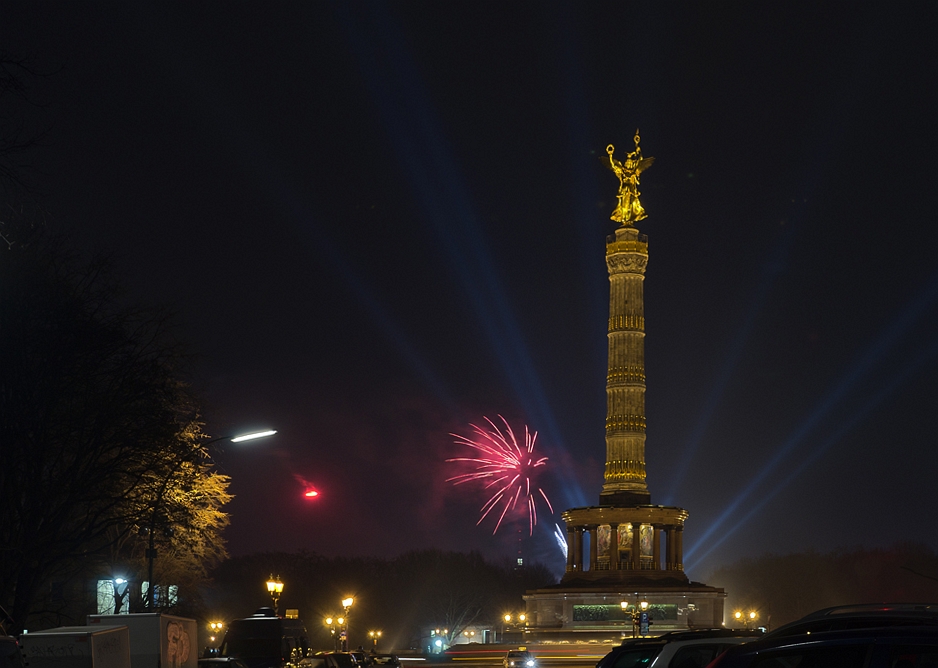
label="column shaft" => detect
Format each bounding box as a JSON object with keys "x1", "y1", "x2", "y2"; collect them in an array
[
  {"x1": 666, "y1": 526, "x2": 675, "y2": 570},
  {"x1": 588, "y1": 526, "x2": 598, "y2": 571},
  {"x1": 675, "y1": 528, "x2": 684, "y2": 571},
  {"x1": 566, "y1": 528, "x2": 575, "y2": 572},
  {"x1": 631, "y1": 523, "x2": 642, "y2": 570},
  {"x1": 652, "y1": 525, "x2": 661, "y2": 570}
]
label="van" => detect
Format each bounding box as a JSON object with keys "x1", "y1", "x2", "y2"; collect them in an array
[{"x1": 218, "y1": 609, "x2": 311, "y2": 668}]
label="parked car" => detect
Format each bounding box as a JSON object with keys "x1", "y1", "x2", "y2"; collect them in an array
[
  {"x1": 368, "y1": 655, "x2": 399, "y2": 668},
  {"x1": 0, "y1": 635, "x2": 26, "y2": 668},
  {"x1": 765, "y1": 603, "x2": 938, "y2": 639},
  {"x1": 199, "y1": 658, "x2": 251, "y2": 668},
  {"x1": 709, "y1": 625, "x2": 938, "y2": 668},
  {"x1": 596, "y1": 629, "x2": 763, "y2": 668},
  {"x1": 504, "y1": 650, "x2": 536, "y2": 668},
  {"x1": 308, "y1": 653, "x2": 358, "y2": 668}
]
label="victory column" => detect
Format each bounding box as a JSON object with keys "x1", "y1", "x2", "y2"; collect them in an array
[{"x1": 522, "y1": 132, "x2": 726, "y2": 640}]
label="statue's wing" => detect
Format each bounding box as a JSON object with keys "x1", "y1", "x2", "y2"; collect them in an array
[
  {"x1": 637, "y1": 156, "x2": 655, "y2": 173},
  {"x1": 600, "y1": 154, "x2": 617, "y2": 171}
]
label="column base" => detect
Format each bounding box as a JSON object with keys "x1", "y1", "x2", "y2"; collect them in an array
[{"x1": 600, "y1": 489, "x2": 651, "y2": 506}]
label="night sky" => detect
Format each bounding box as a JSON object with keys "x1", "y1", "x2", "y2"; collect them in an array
[{"x1": 5, "y1": 3, "x2": 938, "y2": 580}]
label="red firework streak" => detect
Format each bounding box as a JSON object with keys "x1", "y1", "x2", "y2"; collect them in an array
[{"x1": 447, "y1": 415, "x2": 554, "y2": 535}]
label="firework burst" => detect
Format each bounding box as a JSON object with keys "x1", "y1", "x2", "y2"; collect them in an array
[{"x1": 447, "y1": 415, "x2": 554, "y2": 535}]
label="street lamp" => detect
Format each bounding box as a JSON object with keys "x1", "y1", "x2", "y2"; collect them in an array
[
  {"x1": 325, "y1": 617, "x2": 343, "y2": 652},
  {"x1": 266, "y1": 575, "x2": 284, "y2": 615},
  {"x1": 733, "y1": 610, "x2": 758, "y2": 629},
  {"x1": 621, "y1": 599, "x2": 649, "y2": 638},
  {"x1": 369, "y1": 630, "x2": 382, "y2": 650},
  {"x1": 341, "y1": 597, "x2": 354, "y2": 651},
  {"x1": 208, "y1": 621, "x2": 224, "y2": 648},
  {"x1": 145, "y1": 429, "x2": 276, "y2": 610}
]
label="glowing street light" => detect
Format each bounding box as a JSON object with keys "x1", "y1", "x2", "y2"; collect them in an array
[
  {"x1": 622, "y1": 599, "x2": 649, "y2": 637},
  {"x1": 733, "y1": 609, "x2": 759, "y2": 629},
  {"x1": 266, "y1": 575, "x2": 284, "y2": 615},
  {"x1": 231, "y1": 430, "x2": 278, "y2": 443},
  {"x1": 325, "y1": 617, "x2": 340, "y2": 651},
  {"x1": 340, "y1": 597, "x2": 354, "y2": 651},
  {"x1": 501, "y1": 612, "x2": 526, "y2": 643},
  {"x1": 369, "y1": 630, "x2": 382, "y2": 649},
  {"x1": 208, "y1": 621, "x2": 224, "y2": 645}
]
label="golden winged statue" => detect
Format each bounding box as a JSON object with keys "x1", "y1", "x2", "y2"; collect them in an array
[{"x1": 606, "y1": 130, "x2": 655, "y2": 225}]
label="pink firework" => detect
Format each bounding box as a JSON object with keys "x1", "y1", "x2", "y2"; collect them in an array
[{"x1": 447, "y1": 415, "x2": 554, "y2": 535}]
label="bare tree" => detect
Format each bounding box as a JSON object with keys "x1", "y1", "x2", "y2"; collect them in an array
[
  {"x1": 0, "y1": 51, "x2": 53, "y2": 205},
  {"x1": 0, "y1": 223, "x2": 229, "y2": 631}
]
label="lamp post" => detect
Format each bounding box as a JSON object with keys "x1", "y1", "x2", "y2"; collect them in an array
[
  {"x1": 341, "y1": 597, "x2": 354, "y2": 651},
  {"x1": 209, "y1": 621, "x2": 224, "y2": 642},
  {"x1": 325, "y1": 617, "x2": 343, "y2": 652},
  {"x1": 368, "y1": 630, "x2": 382, "y2": 650},
  {"x1": 145, "y1": 429, "x2": 276, "y2": 610},
  {"x1": 622, "y1": 599, "x2": 649, "y2": 638},
  {"x1": 733, "y1": 610, "x2": 758, "y2": 630},
  {"x1": 266, "y1": 575, "x2": 284, "y2": 615},
  {"x1": 501, "y1": 613, "x2": 526, "y2": 643},
  {"x1": 430, "y1": 629, "x2": 449, "y2": 654}
]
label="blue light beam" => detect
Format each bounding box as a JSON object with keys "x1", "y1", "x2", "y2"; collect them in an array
[
  {"x1": 684, "y1": 268, "x2": 938, "y2": 561},
  {"x1": 685, "y1": 335, "x2": 938, "y2": 573}
]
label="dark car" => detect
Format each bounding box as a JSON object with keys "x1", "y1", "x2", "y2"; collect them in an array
[
  {"x1": 200, "y1": 658, "x2": 251, "y2": 668},
  {"x1": 709, "y1": 625, "x2": 938, "y2": 668},
  {"x1": 764, "y1": 603, "x2": 938, "y2": 639},
  {"x1": 308, "y1": 652, "x2": 359, "y2": 668},
  {"x1": 596, "y1": 629, "x2": 763, "y2": 668},
  {"x1": 0, "y1": 636, "x2": 25, "y2": 668}
]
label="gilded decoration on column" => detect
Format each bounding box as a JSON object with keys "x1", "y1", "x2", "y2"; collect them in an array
[{"x1": 607, "y1": 130, "x2": 655, "y2": 226}]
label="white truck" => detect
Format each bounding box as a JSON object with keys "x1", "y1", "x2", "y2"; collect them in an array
[
  {"x1": 86, "y1": 615, "x2": 196, "y2": 668},
  {"x1": 19, "y1": 625, "x2": 130, "y2": 668}
]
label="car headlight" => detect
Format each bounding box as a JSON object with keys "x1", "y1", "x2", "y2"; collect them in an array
[{"x1": 526, "y1": 662, "x2": 535, "y2": 667}]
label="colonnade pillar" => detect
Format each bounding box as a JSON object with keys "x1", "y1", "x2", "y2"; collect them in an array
[
  {"x1": 675, "y1": 527, "x2": 684, "y2": 571},
  {"x1": 666, "y1": 526, "x2": 675, "y2": 570},
  {"x1": 587, "y1": 525, "x2": 598, "y2": 571},
  {"x1": 610, "y1": 523, "x2": 620, "y2": 571},
  {"x1": 631, "y1": 523, "x2": 642, "y2": 570},
  {"x1": 566, "y1": 527, "x2": 575, "y2": 572},
  {"x1": 652, "y1": 524, "x2": 661, "y2": 570}
]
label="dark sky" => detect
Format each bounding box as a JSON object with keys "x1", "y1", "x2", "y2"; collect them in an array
[{"x1": 5, "y1": 2, "x2": 938, "y2": 581}]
